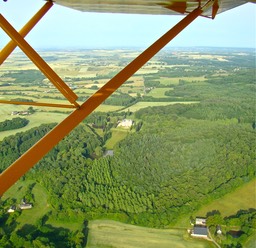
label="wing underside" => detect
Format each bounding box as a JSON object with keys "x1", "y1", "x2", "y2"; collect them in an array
[{"x1": 54, "y1": 0, "x2": 250, "y2": 16}]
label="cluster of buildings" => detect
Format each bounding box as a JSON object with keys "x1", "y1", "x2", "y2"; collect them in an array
[
  {"x1": 7, "y1": 198, "x2": 33, "y2": 213},
  {"x1": 190, "y1": 217, "x2": 222, "y2": 239},
  {"x1": 11, "y1": 111, "x2": 31, "y2": 116},
  {"x1": 190, "y1": 217, "x2": 208, "y2": 238}
]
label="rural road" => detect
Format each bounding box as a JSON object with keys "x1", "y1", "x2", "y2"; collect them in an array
[{"x1": 208, "y1": 229, "x2": 221, "y2": 248}]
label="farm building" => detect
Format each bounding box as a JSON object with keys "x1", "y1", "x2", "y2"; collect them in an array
[
  {"x1": 216, "y1": 225, "x2": 222, "y2": 235},
  {"x1": 117, "y1": 119, "x2": 133, "y2": 128},
  {"x1": 191, "y1": 226, "x2": 208, "y2": 238},
  {"x1": 11, "y1": 111, "x2": 30, "y2": 116},
  {"x1": 195, "y1": 217, "x2": 207, "y2": 226},
  {"x1": 104, "y1": 150, "x2": 114, "y2": 157},
  {"x1": 19, "y1": 203, "x2": 33, "y2": 210},
  {"x1": 7, "y1": 206, "x2": 16, "y2": 213}
]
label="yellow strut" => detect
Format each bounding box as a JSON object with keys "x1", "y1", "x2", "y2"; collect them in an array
[
  {"x1": 0, "y1": 1, "x2": 76, "y2": 109},
  {"x1": 0, "y1": 7, "x2": 204, "y2": 196},
  {"x1": 0, "y1": 100, "x2": 76, "y2": 109},
  {"x1": 0, "y1": 14, "x2": 80, "y2": 108},
  {"x1": 0, "y1": 1, "x2": 53, "y2": 65}
]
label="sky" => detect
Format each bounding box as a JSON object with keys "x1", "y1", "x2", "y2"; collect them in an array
[{"x1": 0, "y1": 0, "x2": 255, "y2": 49}]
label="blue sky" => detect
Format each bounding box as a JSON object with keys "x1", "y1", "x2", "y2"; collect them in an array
[{"x1": 0, "y1": 0, "x2": 255, "y2": 49}]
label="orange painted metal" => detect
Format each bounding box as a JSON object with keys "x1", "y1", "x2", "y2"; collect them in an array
[
  {"x1": 0, "y1": 1, "x2": 53, "y2": 65},
  {"x1": 0, "y1": 100, "x2": 76, "y2": 109},
  {"x1": 0, "y1": 14, "x2": 79, "y2": 108},
  {"x1": 212, "y1": 0, "x2": 219, "y2": 19},
  {"x1": 163, "y1": 1, "x2": 187, "y2": 14},
  {"x1": 0, "y1": 7, "x2": 203, "y2": 196}
]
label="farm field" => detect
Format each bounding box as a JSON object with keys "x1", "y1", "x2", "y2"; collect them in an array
[
  {"x1": 244, "y1": 232, "x2": 256, "y2": 248},
  {"x1": 195, "y1": 179, "x2": 256, "y2": 218},
  {"x1": 124, "y1": 101, "x2": 198, "y2": 112},
  {"x1": 1, "y1": 180, "x2": 50, "y2": 227},
  {"x1": 87, "y1": 220, "x2": 215, "y2": 248},
  {"x1": 104, "y1": 128, "x2": 130, "y2": 149},
  {"x1": 0, "y1": 105, "x2": 68, "y2": 141},
  {"x1": 175, "y1": 178, "x2": 256, "y2": 228},
  {"x1": 147, "y1": 87, "x2": 172, "y2": 98},
  {"x1": 0, "y1": 49, "x2": 205, "y2": 141},
  {"x1": 159, "y1": 76, "x2": 206, "y2": 85},
  {"x1": 2, "y1": 179, "x2": 84, "y2": 232}
]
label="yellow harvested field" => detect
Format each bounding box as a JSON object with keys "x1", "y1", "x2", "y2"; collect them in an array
[{"x1": 126, "y1": 101, "x2": 198, "y2": 112}]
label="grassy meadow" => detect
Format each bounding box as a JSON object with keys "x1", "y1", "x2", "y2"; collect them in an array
[
  {"x1": 87, "y1": 220, "x2": 215, "y2": 248},
  {"x1": 2, "y1": 180, "x2": 50, "y2": 227},
  {"x1": 195, "y1": 179, "x2": 256, "y2": 218},
  {"x1": 175, "y1": 179, "x2": 256, "y2": 228},
  {"x1": 2, "y1": 179, "x2": 84, "y2": 233},
  {"x1": 105, "y1": 128, "x2": 130, "y2": 149},
  {"x1": 0, "y1": 105, "x2": 68, "y2": 141},
  {"x1": 125, "y1": 101, "x2": 198, "y2": 112}
]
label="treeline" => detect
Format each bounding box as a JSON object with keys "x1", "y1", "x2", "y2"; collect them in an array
[
  {"x1": 104, "y1": 92, "x2": 137, "y2": 106},
  {"x1": 163, "y1": 69, "x2": 254, "y2": 102},
  {"x1": 0, "y1": 118, "x2": 29, "y2": 132},
  {"x1": 159, "y1": 48, "x2": 254, "y2": 68},
  {"x1": 136, "y1": 100, "x2": 254, "y2": 124},
  {"x1": 0, "y1": 123, "x2": 56, "y2": 173},
  {"x1": 0, "y1": 209, "x2": 87, "y2": 248},
  {"x1": 2, "y1": 70, "x2": 44, "y2": 85}
]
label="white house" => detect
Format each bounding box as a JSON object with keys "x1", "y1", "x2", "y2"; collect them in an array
[
  {"x1": 195, "y1": 217, "x2": 207, "y2": 226},
  {"x1": 7, "y1": 206, "x2": 16, "y2": 213},
  {"x1": 117, "y1": 119, "x2": 133, "y2": 128}
]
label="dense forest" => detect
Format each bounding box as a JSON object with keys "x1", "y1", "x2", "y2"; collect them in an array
[
  {"x1": 1, "y1": 112, "x2": 254, "y2": 219},
  {"x1": 0, "y1": 48, "x2": 255, "y2": 247}
]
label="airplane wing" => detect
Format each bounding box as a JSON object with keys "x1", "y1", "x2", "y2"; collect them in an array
[{"x1": 55, "y1": 0, "x2": 252, "y2": 17}]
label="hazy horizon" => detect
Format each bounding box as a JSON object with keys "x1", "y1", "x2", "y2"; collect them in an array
[{"x1": 1, "y1": 1, "x2": 255, "y2": 49}]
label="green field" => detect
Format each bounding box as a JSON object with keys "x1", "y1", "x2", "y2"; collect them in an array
[
  {"x1": 0, "y1": 102, "x2": 124, "y2": 141},
  {"x1": 147, "y1": 87, "x2": 173, "y2": 98},
  {"x1": 125, "y1": 101, "x2": 198, "y2": 112},
  {"x1": 2, "y1": 179, "x2": 84, "y2": 233},
  {"x1": 105, "y1": 128, "x2": 130, "y2": 149},
  {"x1": 2, "y1": 180, "x2": 50, "y2": 227},
  {"x1": 244, "y1": 232, "x2": 256, "y2": 248},
  {"x1": 87, "y1": 220, "x2": 215, "y2": 248},
  {"x1": 159, "y1": 76, "x2": 206, "y2": 86},
  {"x1": 196, "y1": 179, "x2": 256, "y2": 217},
  {"x1": 0, "y1": 105, "x2": 68, "y2": 141},
  {"x1": 175, "y1": 179, "x2": 256, "y2": 228},
  {"x1": 94, "y1": 104, "x2": 123, "y2": 112}
]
